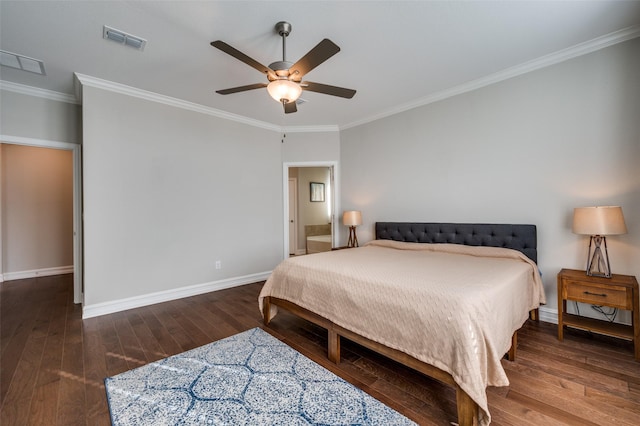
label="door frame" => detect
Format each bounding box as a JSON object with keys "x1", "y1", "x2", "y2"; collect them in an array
[
  {"x1": 0, "y1": 135, "x2": 83, "y2": 304},
  {"x1": 288, "y1": 178, "x2": 298, "y2": 255},
  {"x1": 282, "y1": 161, "x2": 339, "y2": 259}
]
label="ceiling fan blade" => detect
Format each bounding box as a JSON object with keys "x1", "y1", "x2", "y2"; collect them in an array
[
  {"x1": 301, "y1": 81, "x2": 356, "y2": 99},
  {"x1": 289, "y1": 39, "x2": 340, "y2": 81},
  {"x1": 216, "y1": 83, "x2": 268, "y2": 95},
  {"x1": 211, "y1": 40, "x2": 275, "y2": 78},
  {"x1": 283, "y1": 101, "x2": 297, "y2": 114}
]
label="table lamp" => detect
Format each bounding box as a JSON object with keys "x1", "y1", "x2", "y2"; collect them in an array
[
  {"x1": 572, "y1": 206, "x2": 627, "y2": 278},
  {"x1": 343, "y1": 211, "x2": 362, "y2": 248}
]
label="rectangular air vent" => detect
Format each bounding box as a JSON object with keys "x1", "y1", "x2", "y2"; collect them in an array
[
  {"x1": 0, "y1": 50, "x2": 46, "y2": 75},
  {"x1": 103, "y1": 26, "x2": 147, "y2": 51}
]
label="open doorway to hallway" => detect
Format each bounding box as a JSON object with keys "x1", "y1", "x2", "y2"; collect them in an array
[
  {"x1": 1, "y1": 144, "x2": 73, "y2": 280},
  {"x1": 0, "y1": 138, "x2": 82, "y2": 304}
]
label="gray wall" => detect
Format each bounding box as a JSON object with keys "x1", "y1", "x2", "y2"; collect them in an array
[
  {"x1": 1, "y1": 144, "x2": 73, "y2": 274},
  {"x1": 81, "y1": 86, "x2": 283, "y2": 307},
  {"x1": 281, "y1": 131, "x2": 340, "y2": 162},
  {"x1": 0, "y1": 90, "x2": 81, "y2": 143},
  {"x1": 340, "y1": 38, "x2": 640, "y2": 318}
]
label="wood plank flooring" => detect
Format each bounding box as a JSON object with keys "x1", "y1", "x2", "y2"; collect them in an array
[{"x1": 1, "y1": 274, "x2": 639, "y2": 425}]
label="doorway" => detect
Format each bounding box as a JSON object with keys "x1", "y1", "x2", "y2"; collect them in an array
[
  {"x1": 0, "y1": 136, "x2": 83, "y2": 304},
  {"x1": 282, "y1": 162, "x2": 339, "y2": 259},
  {"x1": 288, "y1": 178, "x2": 298, "y2": 255}
]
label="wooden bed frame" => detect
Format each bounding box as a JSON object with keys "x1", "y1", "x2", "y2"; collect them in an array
[{"x1": 263, "y1": 222, "x2": 539, "y2": 426}]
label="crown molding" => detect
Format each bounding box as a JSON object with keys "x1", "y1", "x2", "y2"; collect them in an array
[
  {"x1": 282, "y1": 124, "x2": 339, "y2": 133},
  {"x1": 0, "y1": 80, "x2": 79, "y2": 104},
  {"x1": 74, "y1": 73, "x2": 283, "y2": 132},
  {"x1": 341, "y1": 25, "x2": 640, "y2": 130},
  {"x1": 74, "y1": 73, "x2": 339, "y2": 133}
]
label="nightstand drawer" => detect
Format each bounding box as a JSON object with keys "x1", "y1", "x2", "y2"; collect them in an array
[{"x1": 564, "y1": 280, "x2": 629, "y2": 309}]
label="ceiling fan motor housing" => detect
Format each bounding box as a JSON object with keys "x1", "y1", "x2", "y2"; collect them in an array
[
  {"x1": 275, "y1": 21, "x2": 292, "y2": 37},
  {"x1": 268, "y1": 61, "x2": 294, "y2": 79}
]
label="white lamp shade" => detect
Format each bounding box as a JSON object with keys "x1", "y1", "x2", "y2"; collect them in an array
[
  {"x1": 343, "y1": 211, "x2": 362, "y2": 227},
  {"x1": 267, "y1": 80, "x2": 302, "y2": 103},
  {"x1": 572, "y1": 206, "x2": 627, "y2": 235}
]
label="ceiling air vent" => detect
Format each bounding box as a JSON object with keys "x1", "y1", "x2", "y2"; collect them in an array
[
  {"x1": 103, "y1": 26, "x2": 147, "y2": 51},
  {"x1": 0, "y1": 50, "x2": 45, "y2": 75}
]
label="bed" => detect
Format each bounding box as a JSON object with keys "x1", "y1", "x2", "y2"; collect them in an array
[
  {"x1": 305, "y1": 224, "x2": 332, "y2": 254},
  {"x1": 259, "y1": 222, "x2": 545, "y2": 426}
]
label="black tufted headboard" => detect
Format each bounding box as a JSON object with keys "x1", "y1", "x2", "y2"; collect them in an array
[{"x1": 375, "y1": 222, "x2": 537, "y2": 263}]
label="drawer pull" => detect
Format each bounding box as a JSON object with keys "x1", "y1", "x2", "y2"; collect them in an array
[{"x1": 583, "y1": 291, "x2": 607, "y2": 297}]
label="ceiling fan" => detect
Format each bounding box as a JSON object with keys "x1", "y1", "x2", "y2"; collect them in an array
[{"x1": 211, "y1": 21, "x2": 356, "y2": 114}]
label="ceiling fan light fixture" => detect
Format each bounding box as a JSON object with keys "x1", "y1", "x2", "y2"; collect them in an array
[
  {"x1": 267, "y1": 79, "x2": 302, "y2": 104},
  {"x1": 211, "y1": 21, "x2": 355, "y2": 113}
]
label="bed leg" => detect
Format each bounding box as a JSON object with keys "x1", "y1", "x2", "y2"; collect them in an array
[
  {"x1": 328, "y1": 328, "x2": 341, "y2": 364},
  {"x1": 530, "y1": 308, "x2": 539, "y2": 321},
  {"x1": 507, "y1": 331, "x2": 517, "y2": 361},
  {"x1": 456, "y1": 385, "x2": 478, "y2": 426},
  {"x1": 263, "y1": 297, "x2": 271, "y2": 326}
]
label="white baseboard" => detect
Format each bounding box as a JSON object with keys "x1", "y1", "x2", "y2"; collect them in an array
[
  {"x1": 295, "y1": 249, "x2": 306, "y2": 256},
  {"x1": 538, "y1": 306, "x2": 558, "y2": 324},
  {"x1": 536, "y1": 305, "x2": 632, "y2": 327},
  {"x1": 82, "y1": 271, "x2": 272, "y2": 319},
  {"x1": 1, "y1": 265, "x2": 74, "y2": 282}
]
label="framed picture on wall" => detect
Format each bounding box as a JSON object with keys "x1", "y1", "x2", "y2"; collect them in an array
[{"x1": 310, "y1": 182, "x2": 325, "y2": 202}]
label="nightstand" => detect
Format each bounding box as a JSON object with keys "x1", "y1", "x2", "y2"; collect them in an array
[{"x1": 557, "y1": 268, "x2": 639, "y2": 360}]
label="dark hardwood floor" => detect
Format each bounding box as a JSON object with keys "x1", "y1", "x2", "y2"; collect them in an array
[{"x1": 1, "y1": 274, "x2": 639, "y2": 425}]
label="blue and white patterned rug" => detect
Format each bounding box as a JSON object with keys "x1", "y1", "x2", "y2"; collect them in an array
[{"x1": 105, "y1": 327, "x2": 416, "y2": 425}]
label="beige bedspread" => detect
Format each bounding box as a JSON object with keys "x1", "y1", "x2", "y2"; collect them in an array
[{"x1": 258, "y1": 240, "x2": 545, "y2": 425}]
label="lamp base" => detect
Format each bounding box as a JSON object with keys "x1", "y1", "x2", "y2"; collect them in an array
[
  {"x1": 586, "y1": 235, "x2": 612, "y2": 278},
  {"x1": 347, "y1": 226, "x2": 359, "y2": 248}
]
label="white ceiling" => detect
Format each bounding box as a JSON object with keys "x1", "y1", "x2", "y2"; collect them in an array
[{"x1": 1, "y1": 1, "x2": 640, "y2": 129}]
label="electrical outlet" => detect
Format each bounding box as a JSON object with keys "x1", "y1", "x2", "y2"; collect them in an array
[{"x1": 215, "y1": 260, "x2": 221, "y2": 270}]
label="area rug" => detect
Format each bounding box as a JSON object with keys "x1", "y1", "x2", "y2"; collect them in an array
[{"x1": 105, "y1": 327, "x2": 417, "y2": 425}]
